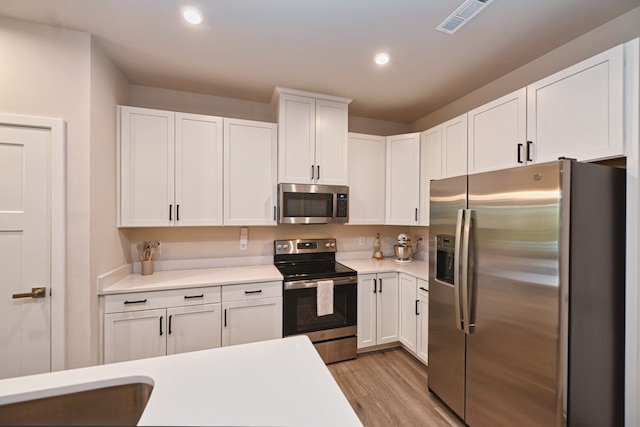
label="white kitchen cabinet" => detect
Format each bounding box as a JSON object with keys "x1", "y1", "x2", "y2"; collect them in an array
[
  {"x1": 385, "y1": 132, "x2": 421, "y2": 225},
  {"x1": 468, "y1": 88, "x2": 527, "y2": 173},
  {"x1": 416, "y1": 280, "x2": 429, "y2": 365},
  {"x1": 441, "y1": 113, "x2": 468, "y2": 178},
  {"x1": 221, "y1": 281, "x2": 283, "y2": 347},
  {"x1": 419, "y1": 126, "x2": 443, "y2": 226},
  {"x1": 274, "y1": 87, "x2": 351, "y2": 185},
  {"x1": 223, "y1": 118, "x2": 278, "y2": 225},
  {"x1": 347, "y1": 133, "x2": 386, "y2": 224},
  {"x1": 399, "y1": 273, "x2": 417, "y2": 353},
  {"x1": 103, "y1": 287, "x2": 222, "y2": 364},
  {"x1": 527, "y1": 43, "x2": 626, "y2": 164},
  {"x1": 357, "y1": 272, "x2": 399, "y2": 349},
  {"x1": 118, "y1": 106, "x2": 223, "y2": 227}
]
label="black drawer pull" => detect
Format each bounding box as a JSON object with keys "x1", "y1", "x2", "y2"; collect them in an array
[
  {"x1": 244, "y1": 289, "x2": 262, "y2": 294},
  {"x1": 184, "y1": 294, "x2": 204, "y2": 299},
  {"x1": 124, "y1": 299, "x2": 147, "y2": 305},
  {"x1": 159, "y1": 316, "x2": 163, "y2": 336},
  {"x1": 419, "y1": 287, "x2": 428, "y2": 292}
]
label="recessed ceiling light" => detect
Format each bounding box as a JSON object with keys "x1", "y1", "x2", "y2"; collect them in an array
[
  {"x1": 182, "y1": 7, "x2": 203, "y2": 25},
  {"x1": 374, "y1": 52, "x2": 390, "y2": 65}
]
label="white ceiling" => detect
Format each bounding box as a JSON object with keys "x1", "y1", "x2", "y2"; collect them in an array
[{"x1": 1, "y1": 0, "x2": 639, "y2": 123}]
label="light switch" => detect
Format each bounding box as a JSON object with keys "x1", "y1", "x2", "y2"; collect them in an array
[{"x1": 240, "y1": 227, "x2": 248, "y2": 250}]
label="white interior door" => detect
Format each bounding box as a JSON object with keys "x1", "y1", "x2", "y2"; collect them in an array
[{"x1": 0, "y1": 125, "x2": 51, "y2": 379}]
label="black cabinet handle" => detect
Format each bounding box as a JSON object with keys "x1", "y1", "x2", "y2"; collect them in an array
[
  {"x1": 184, "y1": 294, "x2": 204, "y2": 299},
  {"x1": 311, "y1": 165, "x2": 315, "y2": 180},
  {"x1": 517, "y1": 143, "x2": 524, "y2": 164},
  {"x1": 317, "y1": 165, "x2": 320, "y2": 180},
  {"x1": 415, "y1": 300, "x2": 420, "y2": 315},
  {"x1": 273, "y1": 206, "x2": 276, "y2": 221},
  {"x1": 527, "y1": 141, "x2": 533, "y2": 162},
  {"x1": 244, "y1": 289, "x2": 262, "y2": 294},
  {"x1": 373, "y1": 278, "x2": 377, "y2": 293},
  {"x1": 159, "y1": 316, "x2": 163, "y2": 336},
  {"x1": 415, "y1": 208, "x2": 418, "y2": 222},
  {"x1": 379, "y1": 279, "x2": 382, "y2": 293},
  {"x1": 169, "y1": 204, "x2": 172, "y2": 221},
  {"x1": 419, "y1": 287, "x2": 428, "y2": 292},
  {"x1": 176, "y1": 204, "x2": 180, "y2": 221},
  {"x1": 168, "y1": 314, "x2": 172, "y2": 335},
  {"x1": 224, "y1": 309, "x2": 227, "y2": 327},
  {"x1": 124, "y1": 299, "x2": 147, "y2": 305}
]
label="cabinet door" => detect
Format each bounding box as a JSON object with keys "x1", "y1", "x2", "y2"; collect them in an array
[
  {"x1": 222, "y1": 297, "x2": 283, "y2": 347},
  {"x1": 119, "y1": 106, "x2": 174, "y2": 227},
  {"x1": 104, "y1": 309, "x2": 166, "y2": 363},
  {"x1": 277, "y1": 94, "x2": 315, "y2": 184},
  {"x1": 348, "y1": 133, "x2": 386, "y2": 225},
  {"x1": 468, "y1": 89, "x2": 527, "y2": 173},
  {"x1": 315, "y1": 99, "x2": 349, "y2": 185},
  {"x1": 386, "y1": 133, "x2": 421, "y2": 225},
  {"x1": 420, "y1": 127, "x2": 443, "y2": 226},
  {"x1": 441, "y1": 114, "x2": 468, "y2": 178},
  {"x1": 174, "y1": 113, "x2": 223, "y2": 226},
  {"x1": 376, "y1": 272, "x2": 399, "y2": 345},
  {"x1": 224, "y1": 119, "x2": 278, "y2": 225},
  {"x1": 399, "y1": 274, "x2": 417, "y2": 353},
  {"x1": 166, "y1": 304, "x2": 222, "y2": 355},
  {"x1": 357, "y1": 273, "x2": 377, "y2": 349},
  {"x1": 417, "y1": 291, "x2": 429, "y2": 365},
  {"x1": 527, "y1": 44, "x2": 625, "y2": 163}
]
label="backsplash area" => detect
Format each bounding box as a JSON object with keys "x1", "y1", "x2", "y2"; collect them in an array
[{"x1": 120, "y1": 224, "x2": 428, "y2": 267}]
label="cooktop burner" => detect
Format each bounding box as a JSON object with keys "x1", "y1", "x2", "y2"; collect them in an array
[{"x1": 273, "y1": 238, "x2": 356, "y2": 281}]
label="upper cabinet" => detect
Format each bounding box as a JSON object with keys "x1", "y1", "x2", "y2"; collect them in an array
[
  {"x1": 223, "y1": 118, "x2": 278, "y2": 226},
  {"x1": 348, "y1": 133, "x2": 386, "y2": 225},
  {"x1": 273, "y1": 87, "x2": 351, "y2": 185},
  {"x1": 118, "y1": 106, "x2": 223, "y2": 227},
  {"x1": 386, "y1": 132, "x2": 421, "y2": 225},
  {"x1": 419, "y1": 127, "x2": 443, "y2": 226},
  {"x1": 441, "y1": 114, "x2": 468, "y2": 178},
  {"x1": 527, "y1": 43, "x2": 626, "y2": 164},
  {"x1": 468, "y1": 89, "x2": 527, "y2": 174}
]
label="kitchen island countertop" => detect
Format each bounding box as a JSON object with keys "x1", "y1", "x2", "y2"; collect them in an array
[{"x1": 0, "y1": 335, "x2": 362, "y2": 426}]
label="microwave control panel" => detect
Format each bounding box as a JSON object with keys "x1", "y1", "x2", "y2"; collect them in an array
[{"x1": 336, "y1": 194, "x2": 348, "y2": 218}]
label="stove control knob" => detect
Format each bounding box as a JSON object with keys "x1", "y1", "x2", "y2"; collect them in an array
[
  {"x1": 330, "y1": 242, "x2": 336, "y2": 248},
  {"x1": 276, "y1": 244, "x2": 283, "y2": 250},
  {"x1": 325, "y1": 243, "x2": 331, "y2": 248},
  {"x1": 282, "y1": 244, "x2": 289, "y2": 250}
]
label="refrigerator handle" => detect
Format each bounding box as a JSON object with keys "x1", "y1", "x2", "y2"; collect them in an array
[
  {"x1": 462, "y1": 209, "x2": 475, "y2": 335},
  {"x1": 454, "y1": 209, "x2": 465, "y2": 332}
]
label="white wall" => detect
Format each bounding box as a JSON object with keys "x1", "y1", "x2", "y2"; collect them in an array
[{"x1": 89, "y1": 39, "x2": 130, "y2": 365}]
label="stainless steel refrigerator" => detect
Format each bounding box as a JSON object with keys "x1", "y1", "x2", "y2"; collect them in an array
[{"x1": 428, "y1": 159, "x2": 625, "y2": 427}]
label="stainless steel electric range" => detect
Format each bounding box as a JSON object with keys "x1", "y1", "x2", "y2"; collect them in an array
[{"x1": 274, "y1": 238, "x2": 357, "y2": 364}]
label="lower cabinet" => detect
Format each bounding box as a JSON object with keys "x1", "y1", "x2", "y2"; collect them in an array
[
  {"x1": 222, "y1": 281, "x2": 283, "y2": 346},
  {"x1": 398, "y1": 274, "x2": 429, "y2": 365},
  {"x1": 357, "y1": 272, "x2": 399, "y2": 349},
  {"x1": 103, "y1": 281, "x2": 282, "y2": 364}
]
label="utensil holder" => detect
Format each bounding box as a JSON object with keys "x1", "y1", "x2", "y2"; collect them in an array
[{"x1": 141, "y1": 260, "x2": 154, "y2": 276}]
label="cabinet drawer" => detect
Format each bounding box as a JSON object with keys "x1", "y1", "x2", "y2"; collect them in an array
[
  {"x1": 104, "y1": 286, "x2": 221, "y2": 313},
  {"x1": 417, "y1": 279, "x2": 429, "y2": 297},
  {"x1": 222, "y1": 281, "x2": 282, "y2": 302}
]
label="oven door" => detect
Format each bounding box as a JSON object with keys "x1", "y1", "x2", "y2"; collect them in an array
[{"x1": 283, "y1": 276, "x2": 357, "y2": 337}]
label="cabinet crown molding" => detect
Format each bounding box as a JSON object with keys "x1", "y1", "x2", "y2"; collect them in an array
[{"x1": 272, "y1": 86, "x2": 353, "y2": 105}]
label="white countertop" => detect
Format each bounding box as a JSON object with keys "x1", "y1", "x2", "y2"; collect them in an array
[
  {"x1": 0, "y1": 336, "x2": 362, "y2": 426},
  {"x1": 340, "y1": 258, "x2": 429, "y2": 282},
  {"x1": 100, "y1": 264, "x2": 283, "y2": 295}
]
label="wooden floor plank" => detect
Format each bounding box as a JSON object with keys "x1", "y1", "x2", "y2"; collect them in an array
[{"x1": 328, "y1": 347, "x2": 466, "y2": 427}]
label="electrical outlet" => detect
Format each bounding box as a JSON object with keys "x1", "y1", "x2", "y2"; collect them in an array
[
  {"x1": 358, "y1": 236, "x2": 366, "y2": 246},
  {"x1": 240, "y1": 228, "x2": 248, "y2": 250}
]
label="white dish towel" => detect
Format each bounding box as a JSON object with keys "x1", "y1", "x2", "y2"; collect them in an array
[{"x1": 317, "y1": 280, "x2": 334, "y2": 317}]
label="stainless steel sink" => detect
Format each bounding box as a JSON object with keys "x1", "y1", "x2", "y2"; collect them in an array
[{"x1": 0, "y1": 381, "x2": 153, "y2": 426}]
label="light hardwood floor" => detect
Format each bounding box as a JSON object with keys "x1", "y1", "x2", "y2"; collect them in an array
[{"x1": 328, "y1": 347, "x2": 466, "y2": 427}]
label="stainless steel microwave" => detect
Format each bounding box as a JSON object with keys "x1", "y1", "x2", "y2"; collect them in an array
[{"x1": 278, "y1": 183, "x2": 349, "y2": 224}]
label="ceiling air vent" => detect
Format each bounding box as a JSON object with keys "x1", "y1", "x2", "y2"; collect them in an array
[{"x1": 436, "y1": 0, "x2": 493, "y2": 35}]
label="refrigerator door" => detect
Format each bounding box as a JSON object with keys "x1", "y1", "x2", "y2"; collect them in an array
[
  {"x1": 465, "y1": 161, "x2": 563, "y2": 427},
  {"x1": 428, "y1": 175, "x2": 467, "y2": 419}
]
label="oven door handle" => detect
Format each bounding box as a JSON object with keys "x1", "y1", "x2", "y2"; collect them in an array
[{"x1": 284, "y1": 276, "x2": 358, "y2": 290}]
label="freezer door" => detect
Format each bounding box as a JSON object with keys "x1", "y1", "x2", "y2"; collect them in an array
[
  {"x1": 428, "y1": 175, "x2": 467, "y2": 419},
  {"x1": 465, "y1": 161, "x2": 562, "y2": 427}
]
